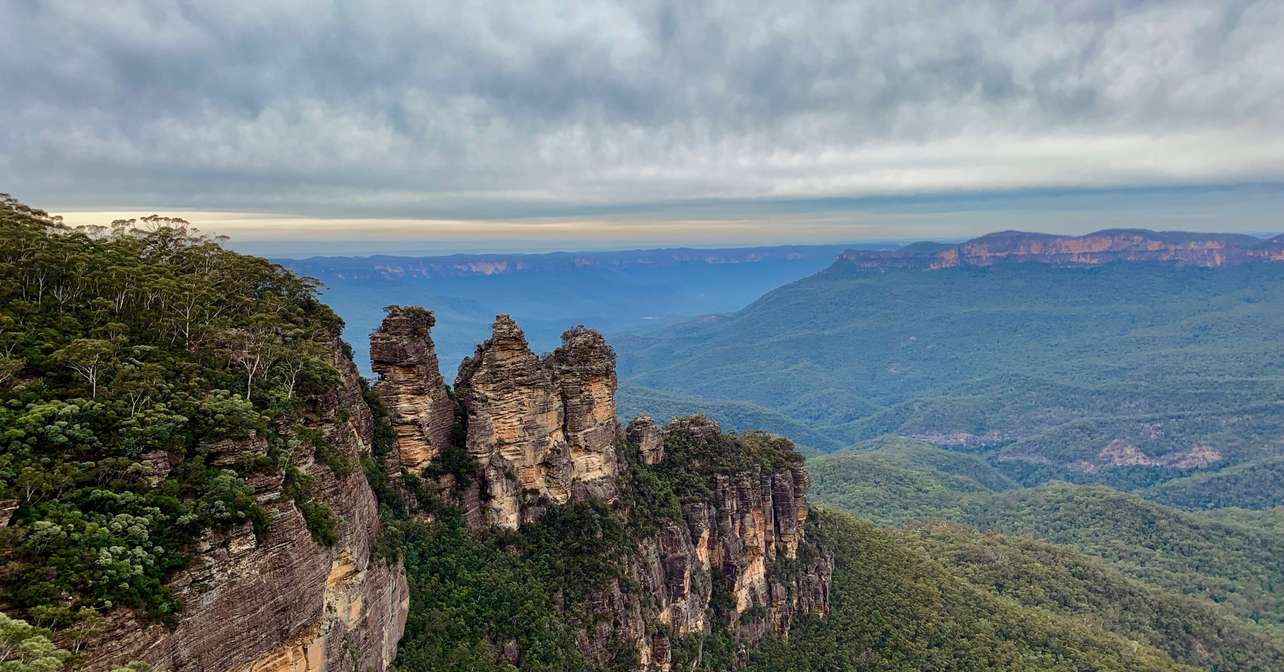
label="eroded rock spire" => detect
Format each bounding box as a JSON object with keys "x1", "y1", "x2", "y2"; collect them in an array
[
  {"x1": 370, "y1": 306, "x2": 455, "y2": 474},
  {"x1": 548, "y1": 325, "x2": 620, "y2": 502}
]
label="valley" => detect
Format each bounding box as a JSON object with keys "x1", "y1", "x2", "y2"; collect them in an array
[
  {"x1": 7, "y1": 3, "x2": 1282, "y2": 670},
  {"x1": 4, "y1": 198, "x2": 1284, "y2": 672},
  {"x1": 618, "y1": 230, "x2": 1284, "y2": 502}
]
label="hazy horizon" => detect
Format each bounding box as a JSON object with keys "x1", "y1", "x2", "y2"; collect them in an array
[{"x1": 43, "y1": 183, "x2": 1284, "y2": 257}]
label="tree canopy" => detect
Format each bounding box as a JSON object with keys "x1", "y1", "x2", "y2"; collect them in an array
[{"x1": 0, "y1": 195, "x2": 345, "y2": 644}]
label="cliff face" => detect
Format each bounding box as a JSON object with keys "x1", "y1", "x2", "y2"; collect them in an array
[
  {"x1": 839, "y1": 229, "x2": 1284, "y2": 271},
  {"x1": 626, "y1": 415, "x2": 665, "y2": 465},
  {"x1": 451, "y1": 316, "x2": 621, "y2": 528},
  {"x1": 372, "y1": 310, "x2": 831, "y2": 670},
  {"x1": 84, "y1": 336, "x2": 408, "y2": 672},
  {"x1": 582, "y1": 416, "x2": 831, "y2": 671}
]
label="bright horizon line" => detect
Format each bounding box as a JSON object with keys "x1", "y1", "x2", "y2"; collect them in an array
[{"x1": 43, "y1": 183, "x2": 1284, "y2": 258}]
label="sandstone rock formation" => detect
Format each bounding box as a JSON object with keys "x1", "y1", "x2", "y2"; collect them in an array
[
  {"x1": 839, "y1": 229, "x2": 1284, "y2": 271},
  {"x1": 83, "y1": 334, "x2": 408, "y2": 672},
  {"x1": 547, "y1": 326, "x2": 621, "y2": 502},
  {"x1": 0, "y1": 498, "x2": 16, "y2": 528},
  {"x1": 577, "y1": 416, "x2": 830, "y2": 670},
  {"x1": 1068, "y1": 439, "x2": 1224, "y2": 474},
  {"x1": 452, "y1": 316, "x2": 621, "y2": 528},
  {"x1": 373, "y1": 311, "x2": 831, "y2": 670},
  {"x1": 371, "y1": 306, "x2": 455, "y2": 475},
  {"x1": 626, "y1": 415, "x2": 664, "y2": 465}
]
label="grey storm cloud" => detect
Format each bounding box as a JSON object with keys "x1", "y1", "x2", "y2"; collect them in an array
[{"x1": 2, "y1": 0, "x2": 1282, "y2": 219}]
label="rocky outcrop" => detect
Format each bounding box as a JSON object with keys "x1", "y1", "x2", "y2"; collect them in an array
[
  {"x1": 1068, "y1": 439, "x2": 1224, "y2": 474},
  {"x1": 547, "y1": 326, "x2": 621, "y2": 502},
  {"x1": 83, "y1": 334, "x2": 408, "y2": 672},
  {"x1": 452, "y1": 316, "x2": 620, "y2": 528},
  {"x1": 839, "y1": 229, "x2": 1284, "y2": 271},
  {"x1": 371, "y1": 306, "x2": 455, "y2": 475},
  {"x1": 626, "y1": 416, "x2": 664, "y2": 465},
  {"x1": 371, "y1": 310, "x2": 832, "y2": 670},
  {"x1": 0, "y1": 498, "x2": 16, "y2": 528},
  {"x1": 577, "y1": 417, "x2": 830, "y2": 670}
]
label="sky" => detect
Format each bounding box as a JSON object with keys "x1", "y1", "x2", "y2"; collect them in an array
[{"x1": 3, "y1": 0, "x2": 1283, "y2": 255}]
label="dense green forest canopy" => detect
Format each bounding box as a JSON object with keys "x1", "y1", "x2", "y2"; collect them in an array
[
  {"x1": 807, "y1": 438, "x2": 1284, "y2": 670},
  {"x1": 0, "y1": 195, "x2": 346, "y2": 643},
  {"x1": 745, "y1": 509, "x2": 1209, "y2": 672}
]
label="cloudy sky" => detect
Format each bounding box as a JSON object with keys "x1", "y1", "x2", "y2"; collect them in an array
[{"x1": 3, "y1": 0, "x2": 1282, "y2": 254}]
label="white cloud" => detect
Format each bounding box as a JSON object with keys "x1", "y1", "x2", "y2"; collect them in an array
[{"x1": 2, "y1": 0, "x2": 1282, "y2": 233}]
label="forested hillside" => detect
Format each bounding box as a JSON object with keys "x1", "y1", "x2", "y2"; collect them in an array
[
  {"x1": 618, "y1": 244, "x2": 1284, "y2": 500},
  {"x1": 0, "y1": 195, "x2": 338, "y2": 621},
  {"x1": 0, "y1": 195, "x2": 407, "y2": 670},
  {"x1": 745, "y1": 509, "x2": 1212, "y2": 672},
  {"x1": 808, "y1": 439, "x2": 1284, "y2": 670}
]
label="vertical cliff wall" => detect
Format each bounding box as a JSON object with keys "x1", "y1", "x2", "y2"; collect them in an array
[
  {"x1": 83, "y1": 336, "x2": 408, "y2": 672},
  {"x1": 371, "y1": 309, "x2": 831, "y2": 670},
  {"x1": 589, "y1": 415, "x2": 832, "y2": 671},
  {"x1": 370, "y1": 313, "x2": 627, "y2": 530}
]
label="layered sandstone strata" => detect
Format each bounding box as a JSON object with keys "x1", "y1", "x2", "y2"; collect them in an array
[
  {"x1": 452, "y1": 316, "x2": 620, "y2": 528},
  {"x1": 839, "y1": 229, "x2": 1284, "y2": 271},
  {"x1": 83, "y1": 334, "x2": 408, "y2": 672},
  {"x1": 371, "y1": 306, "x2": 455, "y2": 474}
]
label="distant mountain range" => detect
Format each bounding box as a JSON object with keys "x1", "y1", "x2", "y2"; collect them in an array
[
  {"x1": 279, "y1": 244, "x2": 866, "y2": 375},
  {"x1": 838, "y1": 229, "x2": 1284, "y2": 270},
  {"x1": 284, "y1": 244, "x2": 865, "y2": 279},
  {"x1": 618, "y1": 228, "x2": 1284, "y2": 499}
]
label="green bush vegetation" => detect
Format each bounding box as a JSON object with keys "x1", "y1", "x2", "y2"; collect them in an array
[
  {"x1": 0, "y1": 196, "x2": 345, "y2": 635},
  {"x1": 744, "y1": 509, "x2": 1196, "y2": 672},
  {"x1": 0, "y1": 612, "x2": 150, "y2": 672},
  {"x1": 0, "y1": 612, "x2": 70, "y2": 672},
  {"x1": 1146, "y1": 456, "x2": 1284, "y2": 510},
  {"x1": 391, "y1": 502, "x2": 644, "y2": 671},
  {"x1": 295, "y1": 426, "x2": 354, "y2": 479},
  {"x1": 808, "y1": 438, "x2": 1284, "y2": 667},
  {"x1": 1199, "y1": 506, "x2": 1284, "y2": 535},
  {"x1": 650, "y1": 423, "x2": 802, "y2": 502},
  {"x1": 806, "y1": 437, "x2": 1014, "y2": 525},
  {"x1": 963, "y1": 484, "x2": 1284, "y2": 633},
  {"x1": 902, "y1": 521, "x2": 1284, "y2": 671}
]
